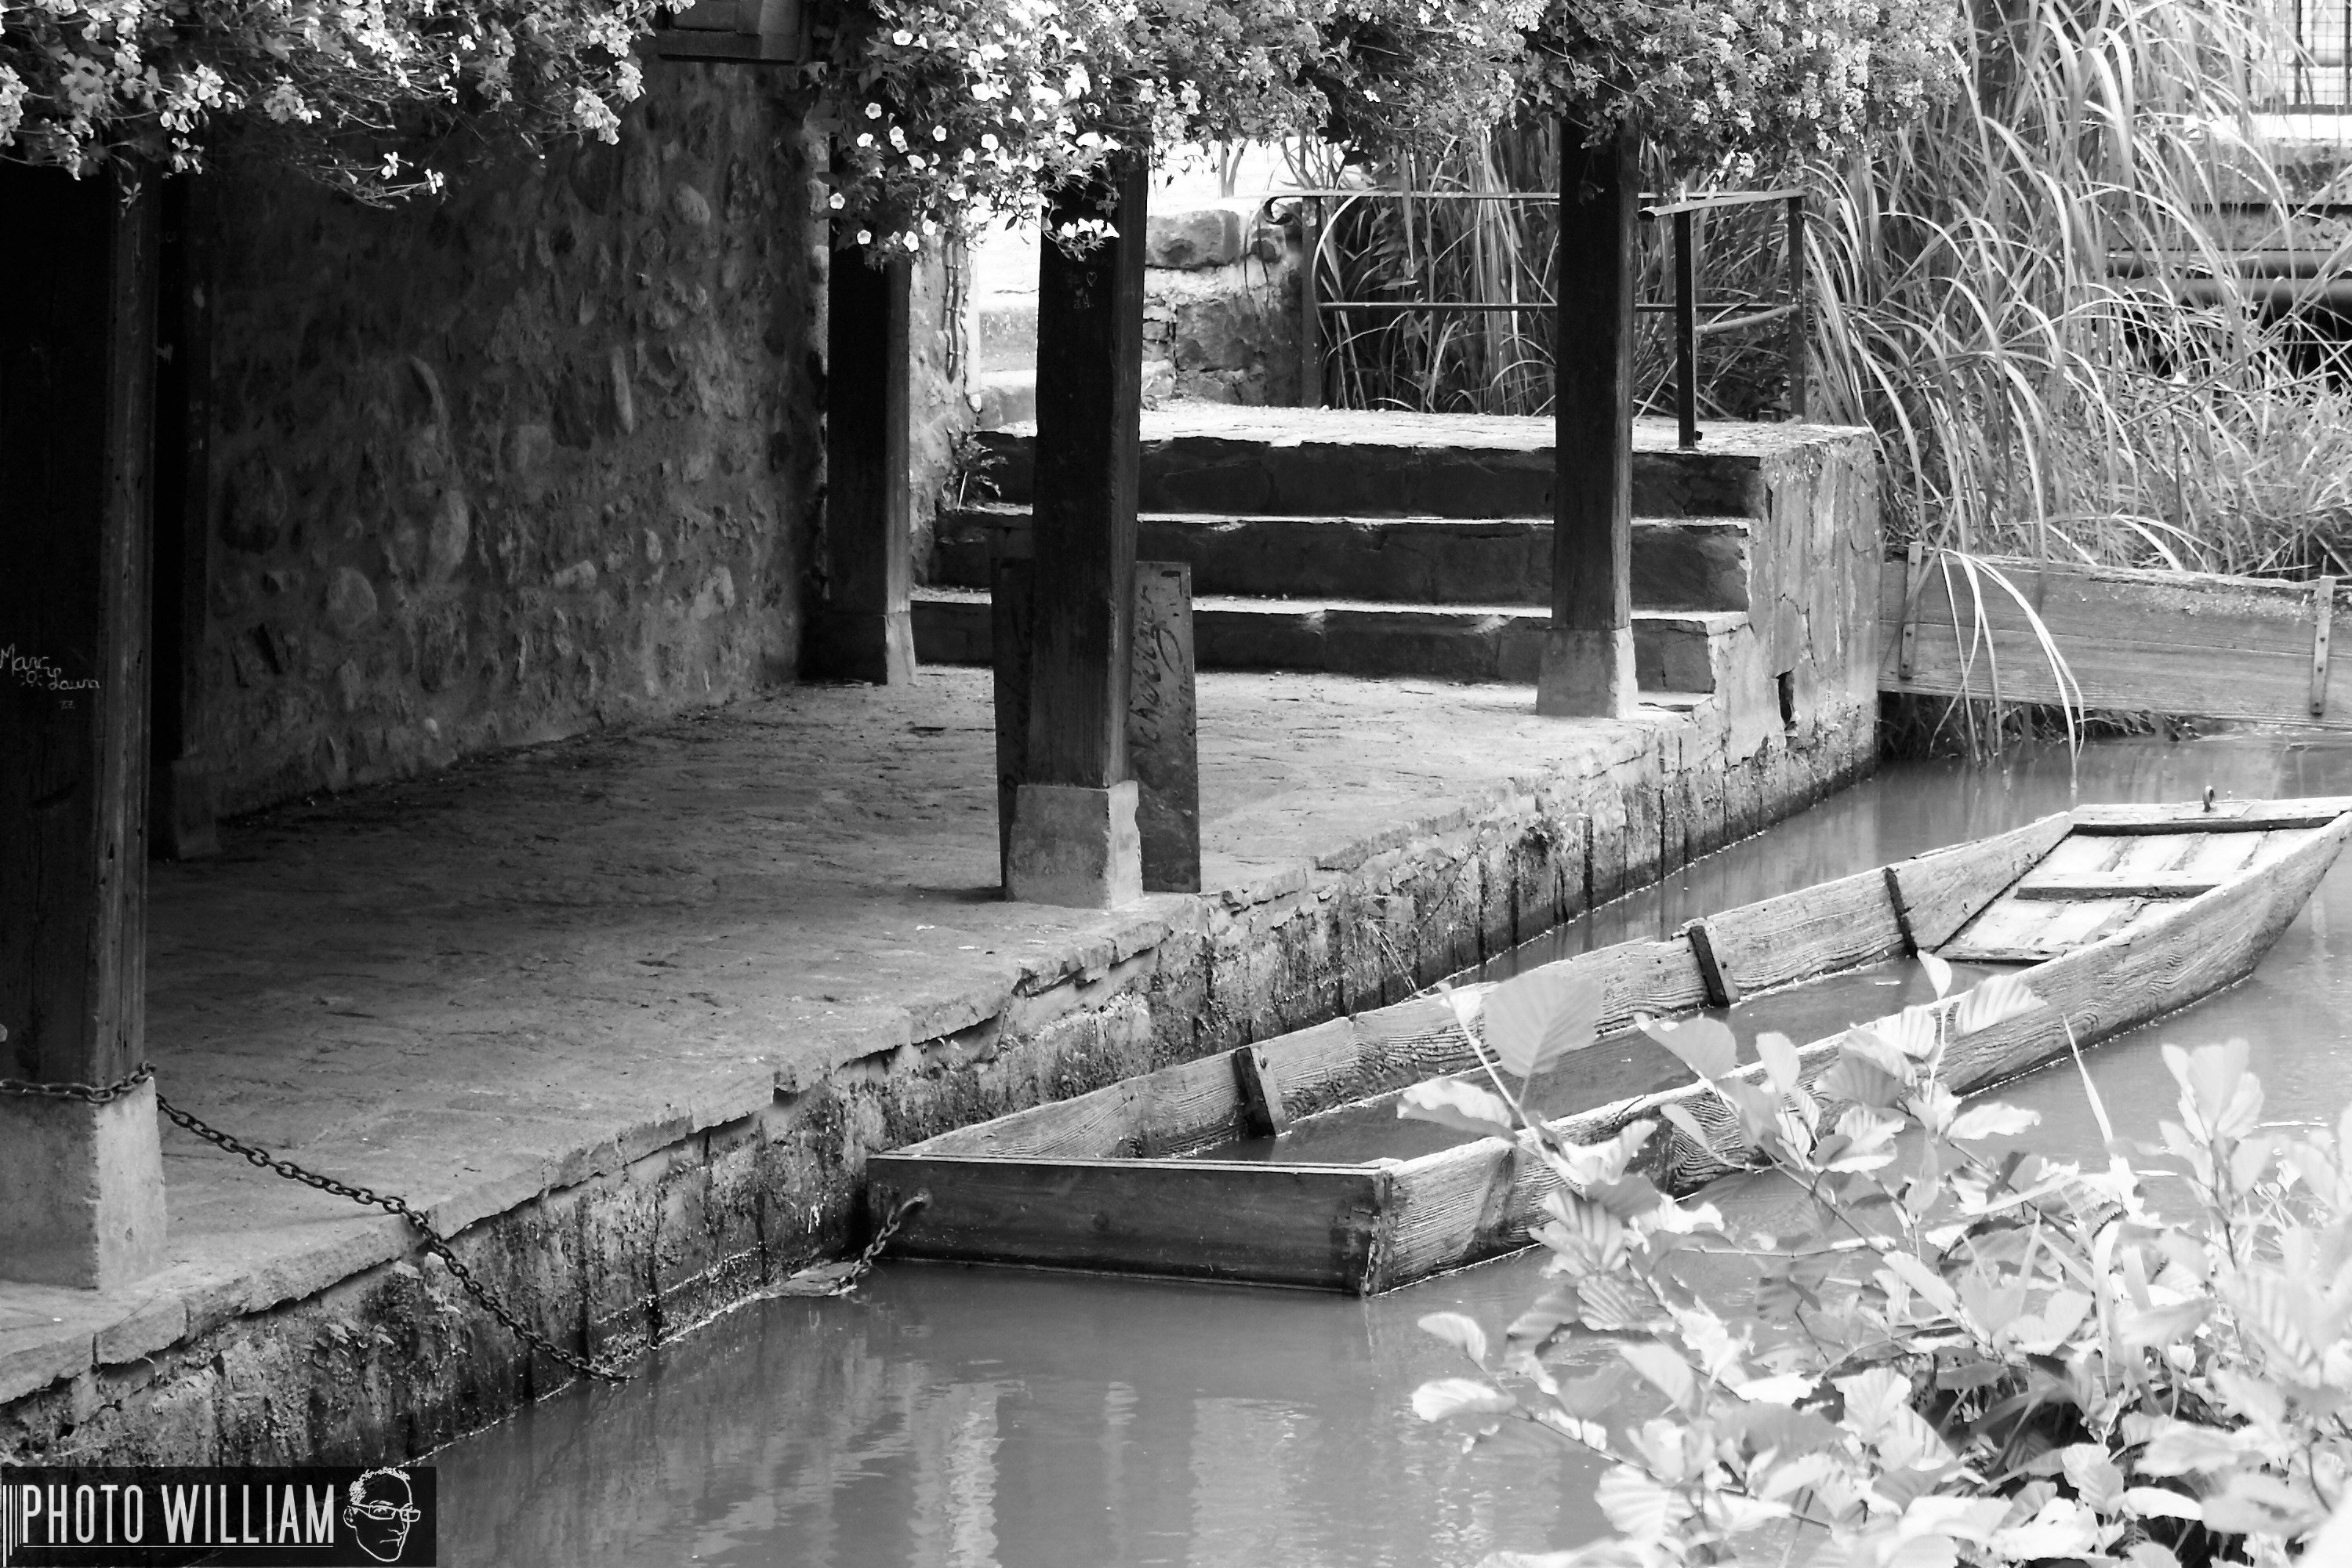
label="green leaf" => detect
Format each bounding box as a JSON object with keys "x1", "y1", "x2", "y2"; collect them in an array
[
  {"x1": 1755, "y1": 1030, "x2": 1803, "y2": 1096},
  {"x1": 1642, "y1": 1014, "x2": 1738, "y2": 1080},
  {"x1": 1484, "y1": 963, "x2": 1605, "y2": 1081},
  {"x1": 1947, "y1": 1102, "x2": 2039, "y2": 1141},
  {"x1": 1410, "y1": 1377, "x2": 1515, "y2": 1423},
  {"x1": 1595, "y1": 1464, "x2": 1685, "y2": 1541},
  {"x1": 1554, "y1": 1362, "x2": 1636, "y2": 1419},
  {"x1": 1397, "y1": 1077, "x2": 1515, "y2": 1138},
  {"x1": 2123, "y1": 1486, "x2": 2201, "y2": 1521},
  {"x1": 1949, "y1": 972, "x2": 2043, "y2": 1036},
  {"x1": 1418, "y1": 1310, "x2": 1488, "y2": 1364},
  {"x1": 2057, "y1": 1443, "x2": 2125, "y2": 1513},
  {"x1": 1619, "y1": 1340, "x2": 1697, "y2": 1409},
  {"x1": 1660, "y1": 1100, "x2": 1718, "y2": 1152},
  {"x1": 1919, "y1": 949, "x2": 1954, "y2": 998},
  {"x1": 1824, "y1": 1047, "x2": 1906, "y2": 1110}
]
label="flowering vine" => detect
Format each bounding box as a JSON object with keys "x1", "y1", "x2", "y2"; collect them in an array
[{"x1": 1, "y1": 0, "x2": 674, "y2": 199}]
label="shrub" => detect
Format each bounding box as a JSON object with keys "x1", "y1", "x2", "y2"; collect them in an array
[{"x1": 1408, "y1": 955, "x2": 2352, "y2": 1565}]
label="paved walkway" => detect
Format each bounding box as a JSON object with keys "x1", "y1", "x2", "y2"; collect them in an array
[{"x1": 0, "y1": 670, "x2": 1703, "y2": 1403}]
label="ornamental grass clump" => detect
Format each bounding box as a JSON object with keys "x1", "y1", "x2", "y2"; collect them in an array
[{"x1": 1408, "y1": 954, "x2": 2352, "y2": 1565}]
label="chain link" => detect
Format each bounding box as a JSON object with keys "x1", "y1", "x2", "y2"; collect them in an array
[{"x1": 2, "y1": 1065, "x2": 927, "y2": 1381}]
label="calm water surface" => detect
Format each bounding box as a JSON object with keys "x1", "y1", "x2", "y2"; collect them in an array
[{"x1": 436, "y1": 735, "x2": 2352, "y2": 1567}]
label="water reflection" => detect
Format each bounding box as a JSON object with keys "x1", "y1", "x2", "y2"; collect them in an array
[{"x1": 435, "y1": 735, "x2": 2352, "y2": 1567}]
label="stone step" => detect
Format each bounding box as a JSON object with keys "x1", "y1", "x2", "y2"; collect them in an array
[
  {"x1": 974, "y1": 370, "x2": 1036, "y2": 431},
  {"x1": 932, "y1": 504, "x2": 1751, "y2": 613},
  {"x1": 909, "y1": 586, "x2": 1748, "y2": 692},
  {"x1": 969, "y1": 407, "x2": 1788, "y2": 520},
  {"x1": 975, "y1": 296, "x2": 1036, "y2": 374}
]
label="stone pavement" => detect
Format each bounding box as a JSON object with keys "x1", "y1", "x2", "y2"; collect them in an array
[{"x1": 2, "y1": 667, "x2": 1828, "y2": 1427}]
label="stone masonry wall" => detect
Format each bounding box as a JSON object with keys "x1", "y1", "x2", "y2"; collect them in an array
[{"x1": 201, "y1": 67, "x2": 822, "y2": 815}]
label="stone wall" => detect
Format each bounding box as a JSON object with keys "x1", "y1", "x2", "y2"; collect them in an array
[
  {"x1": 199, "y1": 67, "x2": 823, "y2": 815},
  {"x1": 1143, "y1": 207, "x2": 1300, "y2": 406},
  {"x1": 906, "y1": 244, "x2": 977, "y2": 574}
]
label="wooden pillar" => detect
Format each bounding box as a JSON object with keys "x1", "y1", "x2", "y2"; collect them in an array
[
  {"x1": 150, "y1": 175, "x2": 220, "y2": 859},
  {"x1": 0, "y1": 162, "x2": 170, "y2": 1290},
  {"x1": 1537, "y1": 121, "x2": 1639, "y2": 718},
  {"x1": 1005, "y1": 159, "x2": 1149, "y2": 907},
  {"x1": 809, "y1": 244, "x2": 916, "y2": 683}
]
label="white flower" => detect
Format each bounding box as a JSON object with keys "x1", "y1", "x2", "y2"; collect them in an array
[
  {"x1": 828, "y1": 191, "x2": 846, "y2": 209},
  {"x1": 856, "y1": 132, "x2": 873, "y2": 146},
  {"x1": 856, "y1": 229, "x2": 872, "y2": 244},
  {"x1": 932, "y1": 124, "x2": 947, "y2": 140},
  {"x1": 980, "y1": 131, "x2": 999, "y2": 149},
  {"x1": 891, "y1": 27, "x2": 911, "y2": 43},
  {"x1": 865, "y1": 101, "x2": 882, "y2": 118}
]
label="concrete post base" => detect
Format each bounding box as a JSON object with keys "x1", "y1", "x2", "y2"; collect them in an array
[
  {"x1": 806, "y1": 609, "x2": 917, "y2": 685},
  {"x1": 0, "y1": 1080, "x2": 168, "y2": 1290},
  {"x1": 1006, "y1": 781, "x2": 1144, "y2": 908},
  {"x1": 1536, "y1": 627, "x2": 1638, "y2": 719}
]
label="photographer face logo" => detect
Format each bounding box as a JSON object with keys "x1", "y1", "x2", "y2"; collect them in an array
[{"x1": 342, "y1": 1468, "x2": 421, "y2": 1563}]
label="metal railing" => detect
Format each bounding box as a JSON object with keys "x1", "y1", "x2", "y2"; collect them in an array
[
  {"x1": 2256, "y1": 0, "x2": 2352, "y2": 111},
  {"x1": 1265, "y1": 186, "x2": 1807, "y2": 447}
]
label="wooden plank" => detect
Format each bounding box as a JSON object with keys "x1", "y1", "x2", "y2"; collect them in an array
[
  {"x1": 1888, "y1": 813, "x2": 2072, "y2": 949},
  {"x1": 809, "y1": 245, "x2": 916, "y2": 682},
  {"x1": 992, "y1": 559, "x2": 1034, "y2": 884},
  {"x1": 1130, "y1": 561, "x2": 1200, "y2": 893},
  {"x1": 866, "y1": 1155, "x2": 1393, "y2": 1292},
  {"x1": 0, "y1": 163, "x2": 156, "y2": 1087},
  {"x1": 1697, "y1": 864, "x2": 1906, "y2": 997},
  {"x1": 1877, "y1": 556, "x2": 2352, "y2": 726},
  {"x1": 1025, "y1": 159, "x2": 1146, "y2": 788},
  {"x1": 1944, "y1": 896, "x2": 2140, "y2": 963},
  {"x1": 2071, "y1": 797, "x2": 2352, "y2": 832},
  {"x1": 1897, "y1": 540, "x2": 1923, "y2": 679},
  {"x1": 2315, "y1": 574, "x2": 2336, "y2": 717},
  {"x1": 2013, "y1": 874, "x2": 2217, "y2": 900},
  {"x1": 913, "y1": 1047, "x2": 1247, "y2": 1160},
  {"x1": 1233, "y1": 1044, "x2": 1291, "y2": 1136},
  {"x1": 1381, "y1": 811, "x2": 2352, "y2": 1287},
  {"x1": 1540, "y1": 118, "x2": 1638, "y2": 717}
]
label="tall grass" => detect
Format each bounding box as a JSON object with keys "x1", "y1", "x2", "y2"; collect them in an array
[{"x1": 1302, "y1": 0, "x2": 2352, "y2": 578}]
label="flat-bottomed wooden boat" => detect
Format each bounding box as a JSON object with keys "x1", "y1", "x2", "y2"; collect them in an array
[{"x1": 867, "y1": 797, "x2": 2352, "y2": 1293}]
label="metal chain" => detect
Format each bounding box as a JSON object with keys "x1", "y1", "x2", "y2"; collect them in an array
[{"x1": 2, "y1": 1065, "x2": 929, "y2": 1378}]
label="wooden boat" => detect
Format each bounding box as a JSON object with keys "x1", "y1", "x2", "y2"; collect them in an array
[{"x1": 866, "y1": 797, "x2": 2352, "y2": 1294}]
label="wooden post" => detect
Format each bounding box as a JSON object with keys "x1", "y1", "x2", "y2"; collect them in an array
[
  {"x1": 0, "y1": 162, "x2": 170, "y2": 1289},
  {"x1": 150, "y1": 175, "x2": 220, "y2": 860},
  {"x1": 996, "y1": 559, "x2": 1199, "y2": 894},
  {"x1": 1299, "y1": 197, "x2": 1324, "y2": 408},
  {"x1": 1537, "y1": 120, "x2": 1639, "y2": 718},
  {"x1": 1784, "y1": 194, "x2": 1809, "y2": 421},
  {"x1": 808, "y1": 242, "x2": 916, "y2": 683},
  {"x1": 1129, "y1": 563, "x2": 1200, "y2": 894},
  {"x1": 1672, "y1": 209, "x2": 1699, "y2": 451},
  {"x1": 1005, "y1": 159, "x2": 1149, "y2": 907}
]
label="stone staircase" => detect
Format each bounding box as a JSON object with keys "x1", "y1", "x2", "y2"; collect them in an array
[{"x1": 913, "y1": 406, "x2": 1853, "y2": 713}]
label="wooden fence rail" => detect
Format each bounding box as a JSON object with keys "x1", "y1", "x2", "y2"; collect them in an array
[{"x1": 1878, "y1": 552, "x2": 2352, "y2": 728}]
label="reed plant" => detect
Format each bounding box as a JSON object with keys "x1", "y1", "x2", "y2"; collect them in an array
[{"x1": 1306, "y1": 0, "x2": 2352, "y2": 579}]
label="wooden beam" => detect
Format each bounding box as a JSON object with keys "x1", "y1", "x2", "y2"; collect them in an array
[
  {"x1": 1007, "y1": 159, "x2": 1149, "y2": 906},
  {"x1": 1537, "y1": 120, "x2": 1637, "y2": 717},
  {"x1": 809, "y1": 241, "x2": 916, "y2": 683},
  {"x1": 149, "y1": 175, "x2": 219, "y2": 860},
  {"x1": 0, "y1": 162, "x2": 169, "y2": 1289}
]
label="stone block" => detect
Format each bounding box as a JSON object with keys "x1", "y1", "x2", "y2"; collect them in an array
[
  {"x1": 1145, "y1": 209, "x2": 1243, "y2": 270},
  {"x1": 1537, "y1": 627, "x2": 1637, "y2": 718},
  {"x1": 1007, "y1": 782, "x2": 1144, "y2": 909},
  {"x1": 0, "y1": 1083, "x2": 167, "y2": 1290}
]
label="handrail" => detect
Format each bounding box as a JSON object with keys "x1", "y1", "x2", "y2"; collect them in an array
[
  {"x1": 1638, "y1": 187, "x2": 1804, "y2": 219},
  {"x1": 1265, "y1": 185, "x2": 1807, "y2": 441}
]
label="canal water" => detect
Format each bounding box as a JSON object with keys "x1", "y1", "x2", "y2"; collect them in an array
[{"x1": 434, "y1": 734, "x2": 2352, "y2": 1567}]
